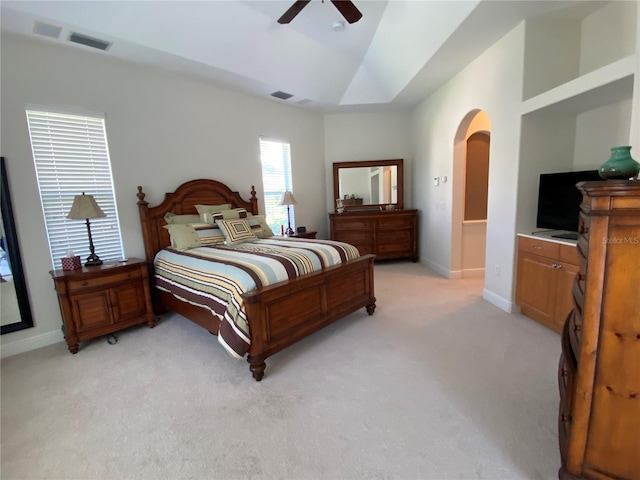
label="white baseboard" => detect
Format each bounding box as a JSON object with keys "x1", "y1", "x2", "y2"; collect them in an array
[
  {"x1": 1, "y1": 330, "x2": 64, "y2": 359},
  {"x1": 462, "y1": 268, "x2": 485, "y2": 278},
  {"x1": 482, "y1": 288, "x2": 514, "y2": 313},
  {"x1": 421, "y1": 257, "x2": 456, "y2": 278}
]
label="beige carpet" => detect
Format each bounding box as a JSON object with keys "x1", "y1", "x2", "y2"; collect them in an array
[{"x1": 1, "y1": 262, "x2": 561, "y2": 479}]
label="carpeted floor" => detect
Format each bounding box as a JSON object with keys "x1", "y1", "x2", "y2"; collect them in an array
[{"x1": 1, "y1": 261, "x2": 561, "y2": 479}]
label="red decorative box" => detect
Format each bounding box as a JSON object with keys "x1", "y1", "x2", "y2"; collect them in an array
[{"x1": 61, "y1": 256, "x2": 82, "y2": 271}]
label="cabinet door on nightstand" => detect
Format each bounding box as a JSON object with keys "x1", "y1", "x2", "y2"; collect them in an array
[
  {"x1": 110, "y1": 282, "x2": 147, "y2": 322},
  {"x1": 71, "y1": 291, "x2": 112, "y2": 331}
]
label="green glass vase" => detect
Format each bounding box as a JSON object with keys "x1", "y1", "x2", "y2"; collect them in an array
[{"x1": 598, "y1": 146, "x2": 640, "y2": 180}]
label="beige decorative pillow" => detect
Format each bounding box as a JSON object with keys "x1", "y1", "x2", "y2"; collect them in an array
[
  {"x1": 164, "y1": 212, "x2": 202, "y2": 224},
  {"x1": 165, "y1": 224, "x2": 202, "y2": 251},
  {"x1": 195, "y1": 204, "x2": 233, "y2": 219},
  {"x1": 249, "y1": 214, "x2": 274, "y2": 238},
  {"x1": 215, "y1": 218, "x2": 258, "y2": 245}
]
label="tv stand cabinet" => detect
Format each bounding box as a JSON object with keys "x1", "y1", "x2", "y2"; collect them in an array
[{"x1": 515, "y1": 234, "x2": 579, "y2": 333}]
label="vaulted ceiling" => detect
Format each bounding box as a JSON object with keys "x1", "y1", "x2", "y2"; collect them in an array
[{"x1": 1, "y1": 0, "x2": 593, "y2": 112}]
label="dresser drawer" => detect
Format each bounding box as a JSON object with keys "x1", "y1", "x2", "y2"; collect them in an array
[
  {"x1": 67, "y1": 268, "x2": 142, "y2": 293},
  {"x1": 376, "y1": 217, "x2": 413, "y2": 230},
  {"x1": 377, "y1": 242, "x2": 412, "y2": 254},
  {"x1": 377, "y1": 229, "x2": 413, "y2": 242},
  {"x1": 332, "y1": 219, "x2": 374, "y2": 231},
  {"x1": 519, "y1": 236, "x2": 560, "y2": 259},
  {"x1": 333, "y1": 231, "x2": 373, "y2": 243},
  {"x1": 559, "y1": 244, "x2": 579, "y2": 265}
]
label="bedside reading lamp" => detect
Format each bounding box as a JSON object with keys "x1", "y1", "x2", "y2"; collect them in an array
[
  {"x1": 278, "y1": 191, "x2": 297, "y2": 236},
  {"x1": 67, "y1": 192, "x2": 106, "y2": 266}
]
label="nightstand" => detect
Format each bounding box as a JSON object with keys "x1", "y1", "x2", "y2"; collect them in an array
[
  {"x1": 286, "y1": 231, "x2": 317, "y2": 239},
  {"x1": 49, "y1": 258, "x2": 155, "y2": 354}
]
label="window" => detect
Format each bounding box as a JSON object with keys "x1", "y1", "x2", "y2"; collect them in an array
[
  {"x1": 26, "y1": 107, "x2": 123, "y2": 269},
  {"x1": 259, "y1": 137, "x2": 294, "y2": 233}
]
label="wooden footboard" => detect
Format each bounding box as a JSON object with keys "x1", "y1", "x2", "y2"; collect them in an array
[{"x1": 243, "y1": 253, "x2": 376, "y2": 380}]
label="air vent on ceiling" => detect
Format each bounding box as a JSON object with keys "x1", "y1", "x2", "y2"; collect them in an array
[
  {"x1": 68, "y1": 32, "x2": 112, "y2": 51},
  {"x1": 33, "y1": 21, "x2": 62, "y2": 39},
  {"x1": 271, "y1": 91, "x2": 293, "y2": 100}
]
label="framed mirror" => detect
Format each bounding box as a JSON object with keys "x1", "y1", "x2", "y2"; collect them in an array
[
  {"x1": 333, "y1": 159, "x2": 404, "y2": 211},
  {"x1": 1, "y1": 157, "x2": 34, "y2": 334}
]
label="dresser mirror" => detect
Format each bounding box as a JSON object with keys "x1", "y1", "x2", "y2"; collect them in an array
[
  {"x1": 1, "y1": 157, "x2": 34, "y2": 334},
  {"x1": 333, "y1": 159, "x2": 404, "y2": 211}
]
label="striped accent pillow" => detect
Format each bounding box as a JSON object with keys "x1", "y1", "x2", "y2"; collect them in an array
[
  {"x1": 202, "y1": 208, "x2": 248, "y2": 225},
  {"x1": 191, "y1": 223, "x2": 226, "y2": 246},
  {"x1": 216, "y1": 218, "x2": 257, "y2": 245}
]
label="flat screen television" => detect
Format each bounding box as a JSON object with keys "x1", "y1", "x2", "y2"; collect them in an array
[{"x1": 536, "y1": 170, "x2": 603, "y2": 238}]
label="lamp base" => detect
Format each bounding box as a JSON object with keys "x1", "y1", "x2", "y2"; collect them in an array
[
  {"x1": 285, "y1": 227, "x2": 295, "y2": 236},
  {"x1": 85, "y1": 253, "x2": 103, "y2": 266}
]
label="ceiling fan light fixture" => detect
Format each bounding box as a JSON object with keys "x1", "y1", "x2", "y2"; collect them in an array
[{"x1": 332, "y1": 20, "x2": 346, "y2": 32}]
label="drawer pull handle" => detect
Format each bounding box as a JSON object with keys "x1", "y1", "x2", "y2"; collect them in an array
[{"x1": 533, "y1": 246, "x2": 542, "y2": 250}]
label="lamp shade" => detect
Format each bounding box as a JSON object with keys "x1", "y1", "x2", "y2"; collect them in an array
[
  {"x1": 66, "y1": 193, "x2": 106, "y2": 220},
  {"x1": 278, "y1": 191, "x2": 297, "y2": 206}
]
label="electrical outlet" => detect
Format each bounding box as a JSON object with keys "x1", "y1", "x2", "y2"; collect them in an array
[{"x1": 494, "y1": 264, "x2": 500, "y2": 276}]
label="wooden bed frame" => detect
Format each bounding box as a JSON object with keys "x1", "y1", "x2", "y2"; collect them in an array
[{"x1": 137, "y1": 179, "x2": 376, "y2": 381}]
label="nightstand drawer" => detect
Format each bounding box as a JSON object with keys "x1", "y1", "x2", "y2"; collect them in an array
[{"x1": 67, "y1": 268, "x2": 142, "y2": 292}]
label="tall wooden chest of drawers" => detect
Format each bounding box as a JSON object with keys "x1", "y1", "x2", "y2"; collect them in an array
[
  {"x1": 329, "y1": 209, "x2": 418, "y2": 262},
  {"x1": 558, "y1": 180, "x2": 640, "y2": 480},
  {"x1": 50, "y1": 258, "x2": 156, "y2": 353}
]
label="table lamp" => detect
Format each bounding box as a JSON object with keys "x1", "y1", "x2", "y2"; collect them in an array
[
  {"x1": 67, "y1": 192, "x2": 106, "y2": 266},
  {"x1": 278, "y1": 191, "x2": 297, "y2": 236}
]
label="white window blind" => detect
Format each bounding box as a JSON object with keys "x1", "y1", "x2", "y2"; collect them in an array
[
  {"x1": 259, "y1": 137, "x2": 294, "y2": 233},
  {"x1": 26, "y1": 107, "x2": 124, "y2": 269}
]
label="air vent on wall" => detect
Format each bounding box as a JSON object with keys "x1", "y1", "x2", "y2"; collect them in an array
[
  {"x1": 68, "y1": 32, "x2": 112, "y2": 51},
  {"x1": 33, "y1": 21, "x2": 62, "y2": 39},
  {"x1": 271, "y1": 91, "x2": 293, "y2": 100}
]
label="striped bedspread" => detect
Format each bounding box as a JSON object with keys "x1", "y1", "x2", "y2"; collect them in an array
[{"x1": 154, "y1": 237, "x2": 360, "y2": 358}]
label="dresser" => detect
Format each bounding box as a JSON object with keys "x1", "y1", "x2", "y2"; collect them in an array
[
  {"x1": 50, "y1": 258, "x2": 156, "y2": 353},
  {"x1": 329, "y1": 209, "x2": 418, "y2": 261},
  {"x1": 558, "y1": 180, "x2": 640, "y2": 480}
]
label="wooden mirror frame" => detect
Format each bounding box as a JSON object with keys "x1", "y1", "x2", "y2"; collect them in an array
[
  {"x1": 333, "y1": 159, "x2": 404, "y2": 211},
  {"x1": 1, "y1": 157, "x2": 34, "y2": 334}
]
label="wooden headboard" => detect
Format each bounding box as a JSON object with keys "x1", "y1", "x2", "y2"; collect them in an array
[{"x1": 136, "y1": 179, "x2": 258, "y2": 266}]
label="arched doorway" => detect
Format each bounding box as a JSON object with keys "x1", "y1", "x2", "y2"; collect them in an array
[{"x1": 451, "y1": 110, "x2": 491, "y2": 279}]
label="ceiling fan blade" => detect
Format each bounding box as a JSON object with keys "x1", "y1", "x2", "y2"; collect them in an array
[
  {"x1": 330, "y1": 0, "x2": 362, "y2": 24},
  {"x1": 278, "y1": 0, "x2": 311, "y2": 24}
]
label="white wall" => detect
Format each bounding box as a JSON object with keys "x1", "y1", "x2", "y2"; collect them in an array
[
  {"x1": 323, "y1": 112, "x2": 413, "y2": 217},
  {"x1": 0, "y1": 33, "x2": 326, "y2": 356},
  {"x1": 573, "y1": 98, "x2": 634, "y2": 170},
  {"x1": 411, "y1": 24, "x2": 526, "y2": 312},
  {"x1": 580, "y1": 1, "x2": 637, "y2": 75}
]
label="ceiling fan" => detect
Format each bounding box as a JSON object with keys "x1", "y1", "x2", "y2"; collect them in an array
[{"x1": 278, "y1": 0, "x2": 362, "y2": 25}]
